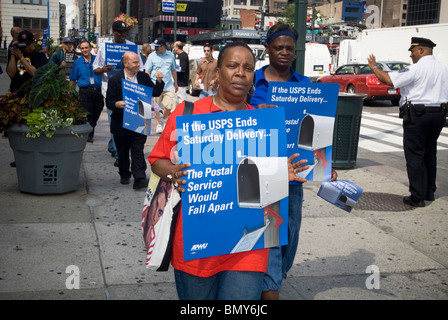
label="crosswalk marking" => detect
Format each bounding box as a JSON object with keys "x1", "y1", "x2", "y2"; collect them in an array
[{"x1": 357, "y1": 112, "x2": 448, "y2": 153}]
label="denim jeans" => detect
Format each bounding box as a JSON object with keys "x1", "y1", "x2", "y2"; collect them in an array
[
  {"x1": 199, "y1": 89, "x2": 217, "y2": 99},
  {"x1": 263, "y1": 183, "x2": 303, "y2": 291},
  {"x1": 174, "y1": 269, "x2": 264, "y2": 300}
]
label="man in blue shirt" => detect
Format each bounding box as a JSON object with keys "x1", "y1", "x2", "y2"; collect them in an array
[
  {"x1": 70, "y1": 40, "x2": 103, "y2": 143},
  {"x1": 144, "y1": 38, "x2": 178, "y2": 133}
]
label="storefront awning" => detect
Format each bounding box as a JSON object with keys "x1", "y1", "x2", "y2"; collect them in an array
[{"x1": 154, "y1": 15, "x2": 198, "y2": 23}]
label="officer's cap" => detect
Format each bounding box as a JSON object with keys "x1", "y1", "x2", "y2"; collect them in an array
[{"x1": 408, "y1": 37, "x2": 436, "y2": 51}]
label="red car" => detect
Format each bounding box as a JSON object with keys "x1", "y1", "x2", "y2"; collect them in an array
[{"x1": 317, "y1": 63, "x2": 401, "y2": 105}]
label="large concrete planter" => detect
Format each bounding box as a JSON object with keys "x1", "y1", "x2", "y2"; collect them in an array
[{"x1": 7, "y1": 123, "x2": 92, "y2": 195}]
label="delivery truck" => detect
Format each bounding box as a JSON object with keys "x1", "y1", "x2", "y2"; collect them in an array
[{"x1": 337, "y1": 23, "x2": 448, "y2": 68}]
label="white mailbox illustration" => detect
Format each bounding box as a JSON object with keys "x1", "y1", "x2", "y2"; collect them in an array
[
  {"x1": 237, "y1": 156, "x2": 288, "y2": 209},
  {"x1": 297, "y1": 114, "x2": 334, "y2": 180},
  {"x1": 138, "y1": 99, "x2": 152, "y2": 120},
  {"x1": 298, "y1": 114, "x2": 334, "y2": 151}
]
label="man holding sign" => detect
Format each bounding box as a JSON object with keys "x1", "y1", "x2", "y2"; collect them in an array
[
  {"x1": 106, "y1": 52, "x2": 164, "y2": 189},
  {"x1": 93, "y1": 20, "x2": 143, "y2": 166}
]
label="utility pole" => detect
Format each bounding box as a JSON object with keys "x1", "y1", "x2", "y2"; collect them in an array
[
  {"x1": 88, "y1": 0, "x2": 91, "y2": 33},
  {"x1": 294, "y1": 0, "x2": 307, "y2": 74},
  {"x1": 174, "y1": 0, "x2": 178, "y2": 42}
]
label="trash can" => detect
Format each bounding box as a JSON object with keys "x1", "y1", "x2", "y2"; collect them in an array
[{"x1": 332, "y1": 93, "x2": 367, "y2": 169}]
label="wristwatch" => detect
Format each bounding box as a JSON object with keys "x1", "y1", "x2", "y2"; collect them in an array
[{"x1": 371, "y1": 66, "x2": 380, "y2": 70}]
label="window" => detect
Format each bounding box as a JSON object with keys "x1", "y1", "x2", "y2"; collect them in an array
[
  {"x1": 13, "y1": 0, "x2": 48, "y2": 4},
  {"x1": 337, "y1": 65, "x2": 356, "y2": 75},
  {"x1": 13, "y1": 17, "x2": 48, "y2": 30}
]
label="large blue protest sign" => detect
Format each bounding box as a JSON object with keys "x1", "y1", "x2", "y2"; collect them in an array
[
  {"x1": 267, "y1": 82, "x2": 339, "y2": 181},
  {"x1": 176, "y1": 107, "x2": 289, "y2": 261},
  {"x1": 122, "y1": 79, "x2": 153, "y2": 135},
  {"x1": 105, "y1": 43, "x2": 138, "y2": 72}
]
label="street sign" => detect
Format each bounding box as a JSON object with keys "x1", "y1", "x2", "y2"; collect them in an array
[
  {"x1": 177, "y1": 3, "x2": 187, "y2": 11},
  {"x1": 162, "y1": 0, "x2": 174, "y2": 13},
  {"x1": 162, "y1": 0, "x2": 187, "y2": 12}
]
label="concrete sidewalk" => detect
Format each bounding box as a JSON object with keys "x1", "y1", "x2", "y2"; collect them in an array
[{"x1": 1, "y1": 107, "x2": 447, "y2": 300}]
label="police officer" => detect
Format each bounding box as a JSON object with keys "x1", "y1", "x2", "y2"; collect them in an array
[{"x1": 367, "y1": 37, "x2": 448, "y2": 207}]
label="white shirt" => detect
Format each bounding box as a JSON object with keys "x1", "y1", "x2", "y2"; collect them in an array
[
  {"x1": 92, "y1": 39, "x2": 144, "y2": 97},
  {"x1": 389, "y1": 55, "x2": 448, "y2": 106},
  {"x1": 124, "y1": 71, "x2": 138, "y2": 83}
]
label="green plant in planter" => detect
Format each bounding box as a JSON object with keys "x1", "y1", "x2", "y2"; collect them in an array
[{"x1": 0, "y1": 63, "x2": 88, "y2": 138}]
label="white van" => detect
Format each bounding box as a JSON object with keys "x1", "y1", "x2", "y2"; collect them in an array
[
  {"x1": 255, "y1": 42, "x2": 332, "y2": 82},
  {"x1": 304, "y1": 43, "x2": 332, "y2": 81}
]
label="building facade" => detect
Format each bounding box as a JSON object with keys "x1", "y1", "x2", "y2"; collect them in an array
[
  {"x1": 221, "y1": 0, "x2": 288, "y2": 30},
  {"x1": 1, "y1": 0, "x2": 60, "y2": 44},
  {"x1": 317, "y1": 0, "x2": 447, "y2": 28}
]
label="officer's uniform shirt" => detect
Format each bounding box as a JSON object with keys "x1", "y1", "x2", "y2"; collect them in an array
[{"x1": 389, "y1": 55, "x2": 448, "y2": 106}]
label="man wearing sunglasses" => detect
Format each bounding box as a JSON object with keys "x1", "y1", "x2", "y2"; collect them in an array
[{"x1": 195, "y1": 43, "x2": 218, "y2": 99}]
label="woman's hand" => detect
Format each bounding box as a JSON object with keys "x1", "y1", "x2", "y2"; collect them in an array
[
  {"x1": 330, "y1": 168, "x2": 338, "y2": 182},
  {"x1": 152, "y1": 159, "x2": 191, "y2": 192},
  {"x1": 167, "y1": 163, "x2": 191, "y2": 193},
  {"x1": 256, "y1": 103, "x2": 278, "y2": 109},
  {"x1": 288, "y1": 154, "x2": 309, "y2": 183}
]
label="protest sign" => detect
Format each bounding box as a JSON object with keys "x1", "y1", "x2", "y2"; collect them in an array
[
  {"x1": 267, "y1": 82, "x2": 340, "y2": 181},
  {"x1": 176, "y1": 107, "x2": 289, "y2": 261},
  {"x1": 105, "y1": 43, "x2": 138, "y2": 72},
  {"x1": 122, "y1": 79, "x2": 153, "y2": 135}
]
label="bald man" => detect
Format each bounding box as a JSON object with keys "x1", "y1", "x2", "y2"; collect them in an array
[
  {"x1": 106, "y1": 51, "x2": 165, "y2": 189},
  {"x1": 7, "y1": 27, "x2": 22, "y2": 63}
]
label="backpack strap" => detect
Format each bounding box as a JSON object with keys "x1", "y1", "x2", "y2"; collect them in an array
[{"x1": 183, "y1": 101, "x2": 194, "y2": 115}]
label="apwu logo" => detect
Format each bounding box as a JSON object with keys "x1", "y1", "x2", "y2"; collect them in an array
[{"x1": 191, "y1": 243, "x2": 208, "y2": 253}]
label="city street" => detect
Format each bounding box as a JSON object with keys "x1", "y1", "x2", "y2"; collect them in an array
[{"x1": 1, "y1": 64, "x2": 448, "y2": 302}]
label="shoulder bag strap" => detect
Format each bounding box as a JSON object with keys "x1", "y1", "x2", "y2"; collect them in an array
[{"x1": 183, "y1": 100, "x2": 194, "y2": 115}]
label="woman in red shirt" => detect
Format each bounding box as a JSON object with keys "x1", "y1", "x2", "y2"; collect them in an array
[{"x1": 148, "y1": 42, "x2": 308, "y2": 300}]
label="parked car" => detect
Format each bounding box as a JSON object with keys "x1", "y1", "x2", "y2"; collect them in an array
[
  {"x1": 317, "y1": 63, "x2": 402, "y2": 105},
  {"x1": 188, "y1": 58, "x2": 201, "y2": 96},
  {"x1": 376, "y1": 61, "x2": 410, "y2": 72}
]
